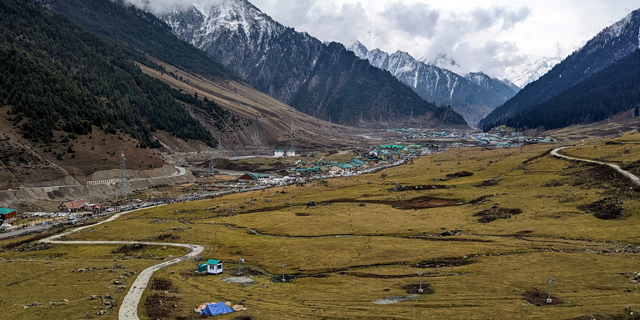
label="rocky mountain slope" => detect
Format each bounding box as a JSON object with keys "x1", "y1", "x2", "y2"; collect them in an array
[
  {"x1": 39, "y1": 0, "x2": 373, "y2": 152},
  {"x1": 481, "y1": 9, "x2": 640, "y2": 128},
  {"x1": 349, "y1": 41, "x2": 518, "y2": 126},
  {"x1": 162, "y1": 0, "x2": 467, "y2": 127}
]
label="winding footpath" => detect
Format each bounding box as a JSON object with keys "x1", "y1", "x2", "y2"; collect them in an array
[
  {"x1": 551, "y1": 146, "x2": 640, "y2": 186},
  {"x1": 39, "y1": 210, "x2": 204, "y2": 320}
]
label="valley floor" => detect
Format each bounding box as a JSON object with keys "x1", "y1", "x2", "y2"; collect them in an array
[{"x1": 1, "y1": 132, "x2": 640, "y2": 319}]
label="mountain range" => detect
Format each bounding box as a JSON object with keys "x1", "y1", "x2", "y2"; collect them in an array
[
  {"x1": 348, "y1": 41, "x2": 519, "y2": 126},
  {"x1": 161, "y1": 0, "x2": 466, "y2": 127},
  {"x1": 503, "y1": 57, "x2": 563, "y2": 88},
  {"x1": 481, "y1": 9, "x2": 640, "y2": 129}
]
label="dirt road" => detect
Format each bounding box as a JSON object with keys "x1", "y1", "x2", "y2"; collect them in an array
[
  {"x1": 551, "y1": 146, "x2": 640, "y2": 186},
  {"x1": 40, "y1": 210, "x2": 204, "y2": 320}
]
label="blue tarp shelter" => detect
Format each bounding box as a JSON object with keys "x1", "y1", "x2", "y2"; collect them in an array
[{"x1": 200, "y1": 302, "x2": 233, "y2": 316}]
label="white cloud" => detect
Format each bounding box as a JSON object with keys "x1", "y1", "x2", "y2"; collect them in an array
[
  {"x1": 250, "y1": 0, "x2": 639, "y2": 78},
  {"x1": 119, "y1": 0, "x2": 640, "y2": 78}
]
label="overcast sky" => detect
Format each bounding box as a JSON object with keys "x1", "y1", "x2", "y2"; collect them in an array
[
  {"x1": 126, "y1": 0, "x2": 639, "y2": 78},
  {"x1": 245, "y1": 0, "x2": 639, "y2": 77}
]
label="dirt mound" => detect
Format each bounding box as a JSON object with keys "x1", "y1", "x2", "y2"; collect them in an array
[
  {"x1": 581, "y1": 198, "x2": 625, "y2": 220},
  {"x1": 415, "y1": 257, "x2": 476, "y2": 268},
  {"x1": 226, "y1": 268, "x2": 264, "y2": 277},
  {"x1": 392, "y1": 184, "x2": 449, "y2": 192},
  {"x1": 332, "y1": 196, "x2": 463, "y2": 210},
  {"x1": 523, "y1": 289, "x2": 563, "y2": 306},
  {"x1": 270, "y1": 275, "x2": 296, "y2": 283},
  {"x1": 401, "y1": 283, "x2": 434, "y2": 295},
  {"x1": 473, "y1": 179, "x2": 498, "y2": 187},
  {"x1": 474, "y1": 207, "x2": 523, "y2": 223},
  {"x1": 112, "y1": 243, "x2": 146, "y2": 254},
  {"x1": 446, "y1": 171, "x2": 474, "y2": 179},
  {"x1": 469, "y1": 195, "x2": 494, "y2": 204}
]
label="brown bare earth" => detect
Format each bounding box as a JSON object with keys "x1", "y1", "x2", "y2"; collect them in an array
[
  {"x1": 136, "y1": 56, "x2": 375, "y2": 151},
  {"x1": 523, "y1": 289, "x2": 563, "y2": 306},
  {"x1": 0, "y1": 106, "x2": 166, "y2": 189},
  {"x1": 401, "y1": 283, "x2": 434, "y2": 295},
  {"x1": 330, "y1": 196, "x2": 464, "y2": 210}
]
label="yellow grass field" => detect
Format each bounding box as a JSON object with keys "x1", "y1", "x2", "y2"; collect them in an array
[{"x1": 2, "y1": 132, "x2": 640, "y2": 319}]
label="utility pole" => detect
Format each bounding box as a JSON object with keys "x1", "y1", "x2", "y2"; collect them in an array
[
  {"x1": 289, "y1": 120, "x2": 295, "y2": 156},
  {"x1": 547, "y1": 277, "x2": 557, "y2": 303},
  {"x1": 281, "y1": 262, "x2": 287, "y2": 282},
  {"x1": 116, "y1": 152, "x2": 129, "y2": 205},
  {"x1": 191, "y1": 280, "x2": 194, "y2": 320},
  {"x1": 418, "y1": 271, "x2": 424, "y2": 293},
  {"x1": 238, "y1": 257, "x2": 245, "y2": 275},
  {"x1": 410, "y1": 296, "x2": 414, "y2": 320}
]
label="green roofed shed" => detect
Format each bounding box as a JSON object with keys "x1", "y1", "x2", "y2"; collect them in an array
[{"x1": 198, "y1": 259, "x2": 223, "y2": 274}]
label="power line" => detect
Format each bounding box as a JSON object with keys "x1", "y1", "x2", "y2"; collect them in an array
[{"x1": 116, "y1": 152, "x2": 129, "y2": 203}]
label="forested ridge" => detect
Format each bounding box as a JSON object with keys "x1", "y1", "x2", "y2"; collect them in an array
[
  {"x1": 291, "y1": 43, "x2": 467, "y2": 126},
  {"x1": 38, "y1": 0, "x2": 235, "y2": 81},
  {"x1": 483, "y1": 49, "x2": 640, "y2": 131},
  {"x1": 0, "y1": 0, "x2": 217, "y2": 148}
]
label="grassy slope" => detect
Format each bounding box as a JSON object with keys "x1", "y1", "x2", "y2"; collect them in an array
[
  {"x1": 136, "y1": 56, "x2": 373, "y2": 150},
  {"x1": 0, "y1": 238, "x2": 186, "y2": 320},
  {"x1": 3, "y1": 132, "x2": 640, "y2": 319}
]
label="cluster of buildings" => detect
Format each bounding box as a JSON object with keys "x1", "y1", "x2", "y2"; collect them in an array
[
  {"x1": 472, "y1": 131, "x2": 556, "y2": 148},
  {"x1": 273, "y1": 150, "x2": 318, "y2": 158}
]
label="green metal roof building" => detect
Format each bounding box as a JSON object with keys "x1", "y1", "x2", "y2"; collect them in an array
[{"x1": 0, "y1": 208, "x2": 17, "y2": 225}]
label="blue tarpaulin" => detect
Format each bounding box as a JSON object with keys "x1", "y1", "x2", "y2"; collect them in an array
[{"x1": 200, "y1": 302, "x2": 233, "y2": 317}]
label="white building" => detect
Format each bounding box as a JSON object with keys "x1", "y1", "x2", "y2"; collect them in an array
[
  {"x1": 286, "y1": 150, "x2": 296, "y2": 157},
  {"x1": 274, "y1": 150, "x2": 285, "y2": 157}
]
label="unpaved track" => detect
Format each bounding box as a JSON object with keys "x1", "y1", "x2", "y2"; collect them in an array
[
  {"x1": 40, "y1": 210, "x2": 204, "y2": 320},
  {"x1": 551, "y1": 146, "x2": 640, "y2": 186}
]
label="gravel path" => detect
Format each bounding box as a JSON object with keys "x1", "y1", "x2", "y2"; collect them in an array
[
  {"x1": 551, "y1": 147, "x2": 640, "y2": 186},
  {"x1": 40, "y1": 210, "x2": 204, "y2": 320}
]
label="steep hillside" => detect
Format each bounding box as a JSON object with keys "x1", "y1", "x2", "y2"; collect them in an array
[
  {"x1": 290, "y1": 43, "x2": 466, "y2": 126},
  {"x1": 481, "y1": 9, "x2": 640, "y2": 128},
  {"x1": 162, "y1": 0, "x2": 466, "y2": 127},
  {"x1": 499, "y1": 50, "x2": 640, "y2": 131},
  {"x1": 137, "y1": 55, "x2": 372, "y2": 151},
  {"x1": 1, "y1": 0, "x2": 216, "y2": 149},
  {"x1": 349, "y1": 42, "x2": 518, "y2": 126},
  {"x1": 39, "y1": 0, "x2": 371, "y2": 151},
  {"x1": 38, "y1": 0, "x2": 235, "y2": 81}
]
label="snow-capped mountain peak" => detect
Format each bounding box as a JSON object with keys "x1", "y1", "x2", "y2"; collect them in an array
[
  {"x1": 349, "y1": 40, "x2": 369, "y2": 58},
  {"x1": 503, "y1": 57, "x2": 562, "y2": 88},
  {"x1": 348, "y1": 41, "x2": 519, "y2": 127}
]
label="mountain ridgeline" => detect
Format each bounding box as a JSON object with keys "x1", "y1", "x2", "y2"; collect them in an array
[
  {"x1": 162, "y1": 0, "x2": 466, "y2": 127},
  {"x1": 38, "y1": 0, "x2": 235, "y2": 81},
  {"x1": 0, "y1": 0, "x2": 228, "y2": 148},
  {"x1": 349, "y1": 42, "x2": 519, "y2": 126},
  {"x1": 481, "y1": 9, "x2": 640, "y2": 129},
  {"x1": 499, "y1": 49, "x2": 640, "y2": 131}
]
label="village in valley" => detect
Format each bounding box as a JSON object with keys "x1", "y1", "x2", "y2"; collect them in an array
[
  {"x1": 0, "y1": 127, "x2": 561, "y2": 240},
  {"x1": 4, "y1": 0, "x2": 640, "y2": 319}
]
